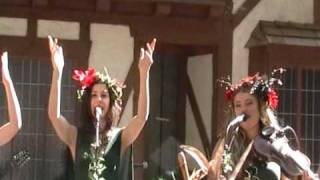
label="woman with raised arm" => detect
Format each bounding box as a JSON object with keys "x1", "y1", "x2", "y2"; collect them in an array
[
  {"x1": 47, "y1": 36, "x2": 156, "y2": 180},
  {"x1": 0, "y1": 52, "x2": 22, "y2": 146}
]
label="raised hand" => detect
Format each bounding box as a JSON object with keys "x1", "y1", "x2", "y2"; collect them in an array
[
  {"x1": 138, "y1": 38, "x2": 156, "y2": 73},
  {"x1": 1, "y1": 52, "x2": 12, "y2": 85},
  {"x1": 0, "y1": 51, "x2": 22, "y2": 146},
  {"x1": 121, "y1": 38, "x2": 156, "y2": 153},
  {"x1": 48, "y1": 35, "x2": 64, "y2": 73}
]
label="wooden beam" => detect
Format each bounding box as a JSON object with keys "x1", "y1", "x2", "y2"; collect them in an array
[
  {"x1": 209, "y1": 0, "x2": 232, "y2": 18},
  {"x1": 212, "y1": 13, "x2": 233, "y2": 148},
  {"x1": 130, "y1": 18, "x2": 221, "y2": 46},
  {"x1": 176, "y1": 58, "x2": 187, "y2": 143},
  {"x1": 249, "y1": 46, "x2": 269, "y2": 74},
  {"x1": 232, "y1": 0, "x2": 261, "y2": 29},
  {"x1": 208, "y1": 5, "x2": 224, "y2": 18},
  {"x1": 79, "y1": 21, "x2": 90, "y2": 42},
  {"x1": 186, "y1": 75, "x2": 211, "y2": 157},
  {"x1": 155, "y1": 2, "x2": 171, "y2": 16},
  {"x1": 111, "y1": 0, "x2": 226, "y2": 6},
  {"x1": 96, "y1": 0, "x2": 111, "y2": 12},
  {"x1": 315, "y1": 0, "x2": 320, "y2": 25},
  {"x1": 0, "y1": 6, "x2": 222, "y2": 46},
  {"x1": 27, "y1": 18, "x2": 37, "y2": 39},
  {"x1": 32, "y1": 0, "x2": 48, "y2": 7},
  {"x1": 0, "y1": 36, "x2": 90, "y2": 60}
]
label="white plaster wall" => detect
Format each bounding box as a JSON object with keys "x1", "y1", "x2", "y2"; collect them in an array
[
  {"x1": 38, "y1": 20, "x2": 79, "y2": 40},
  {"x1": 0, "y1": 17, "x2": 27, "y2": 36},
  {"x1": 233, "y1": 0, "x2": 313, "y2": 82},
  {"x1": 89, "y1": 23, "x2": 134, "y2": 126},
  {"x1": 185, "y1": 54, "x2": 213, "y2": 155},
  {"x1": 233, "y1": 0, "x2": 247, "y2": 14}
]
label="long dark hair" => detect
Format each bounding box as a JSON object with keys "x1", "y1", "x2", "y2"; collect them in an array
[{"x1": 78, "y1": 82, "x2": 122, "y2": 134}]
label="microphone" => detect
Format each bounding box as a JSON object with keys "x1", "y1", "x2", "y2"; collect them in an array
[
  {"x1": 95, "y1": 107, "x2": 102, "y2": 122},
  {"x1": 95, "y1": 107, "x2": 102, "y2": 147},
  {"x1": 226, "y1": 114, "x2": 248, "y2": 134}
]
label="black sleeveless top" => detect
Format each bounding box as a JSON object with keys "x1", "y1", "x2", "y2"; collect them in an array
[{"x1": 73, "y1": 128, "x2": 133, "y2": 180}]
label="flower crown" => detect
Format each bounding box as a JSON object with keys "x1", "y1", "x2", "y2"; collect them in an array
[
  {"x1": 72, "y1": 67, "x2": 125, "y2": 101},
  {"x1": 218, "y1": 68, "x2": 286, "y2": 110}
]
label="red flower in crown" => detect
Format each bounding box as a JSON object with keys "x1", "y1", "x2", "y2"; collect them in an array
[
  {"x1": 225, "y1": 88, "x2": 233, "y2": 101},
  {"x1": 72, "y1": 68, "x2": 97, "y2": 89},
  {"x1": 268, "y1": 88, "x2": 279, "y2": 109}
]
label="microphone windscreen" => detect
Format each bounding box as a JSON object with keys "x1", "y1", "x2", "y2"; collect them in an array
[{"x1": 96, "y1": 107, "x2": 102, "y2": 115}]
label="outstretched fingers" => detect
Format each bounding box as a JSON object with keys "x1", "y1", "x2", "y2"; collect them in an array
[
  {"x1": 1, "y1": 52, "x2": 9, "y2": 75},
  {"x1": 48, "y1": 35, "x2": 60, "y2": 54},
  {"x1": 146, "y1": 38, "x2": 156, "y2": 54},
  {"x1": 48, "y1": 36, "x2": 64, "y2": 71},
  {"x1": 1, "y1": 51, "x2": 12, "y2": 83},
  {"x1": 1, "y1": 51, "x2": 8, "y2": 66},
  {"x1": 48, "y1": 35, "x2": 54, "y2": 50},
  {"x1": 150, "y1": 38, "x2": 157, "y2": 51},
  {"x1": 139, "y1": 47, "x2": 145, "y2": 60}
]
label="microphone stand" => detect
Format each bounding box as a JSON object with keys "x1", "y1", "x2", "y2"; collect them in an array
[
  {"x1": 87, "y1": 107, "x2": 107, "y2": 180},
  {"x1": 95, "y1": 120, "x2": 100, "y2": 147},
  {"x1": 226, "y1": 126, "x2": 239, "y2": 151},
  {"x1": 226, "y1": 114, "x2": 246, "y2": 150}
]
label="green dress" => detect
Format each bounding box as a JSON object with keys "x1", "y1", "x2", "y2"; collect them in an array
[{"x1": 74, "y1": 128, "x2": 133, "y2": 180}]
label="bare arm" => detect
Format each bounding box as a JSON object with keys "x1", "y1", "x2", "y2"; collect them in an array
[
  {"x1": 0, "y1": 52, "x2": 22, "y2": 146},
  {"x1": 121, "y1": 39, "x2": 156, "y2": 154},
  {"x1": 47, "y1": 36, "x2": 77, "y2": 159}
]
